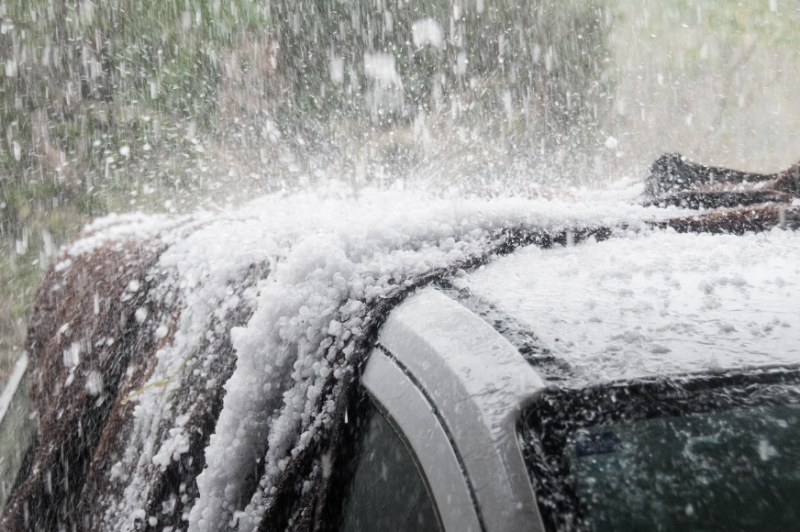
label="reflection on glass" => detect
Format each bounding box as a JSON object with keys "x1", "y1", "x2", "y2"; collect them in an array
[
  {"x1": 341, "y1": 403, "x2": 441, "y2": 532},
  {"x1": 567, "y1": 405, "x2": 800, "y2": 531}
]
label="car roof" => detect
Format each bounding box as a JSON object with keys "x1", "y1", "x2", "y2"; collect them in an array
[{"x1": 465, "y1": 227, "x2": 800, "y2": 387}]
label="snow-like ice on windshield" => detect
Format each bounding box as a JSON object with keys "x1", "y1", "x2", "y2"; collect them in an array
[
  {"x1": 44, "y1": 183, "x2": 675, "y2": 530},
  {"x1": 468, "y1": 227, "x2": 800, "y2": 386}
]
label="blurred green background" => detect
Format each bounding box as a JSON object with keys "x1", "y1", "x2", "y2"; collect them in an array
[{"x1": 0, "y1": 0, "x2": 798, "y2": 384}]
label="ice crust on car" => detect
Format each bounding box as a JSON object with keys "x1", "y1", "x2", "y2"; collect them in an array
[
  {"x1": 469, "y1": 227, "x2": 800, "y2": 386},
  {"x1": 0, "y1": 183, "x2": 702, "y2": 531},
  {"x1": 181, "y1": 189, "x2": 655, "y2": 532}
]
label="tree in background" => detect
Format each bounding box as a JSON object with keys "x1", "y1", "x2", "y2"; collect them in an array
[
  {"x1": 0, "y1": 0, "x2": 611, "y2": 375},
  {"x1": 271, "y1": 0, "x2": 611, "y2": 166}
]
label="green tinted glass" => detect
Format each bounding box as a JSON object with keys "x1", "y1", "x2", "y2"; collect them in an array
[
  {"x1": 567, "y1": 404, "x2": 800, "y2": 531},
  {"x1": 341, "y1": 403, "x2": 441, "y2": 532}
]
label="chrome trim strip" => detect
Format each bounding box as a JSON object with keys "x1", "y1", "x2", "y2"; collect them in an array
[{"x1": 363, "y1": 348, "x2": 483, "y2": 532}]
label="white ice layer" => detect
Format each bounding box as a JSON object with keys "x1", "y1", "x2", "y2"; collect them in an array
[
  {"x1": 61, "y1": 182, "x2": 679, "y2": 530},
  {"x1": 469, "y1": 227, "x2": 800, "y2": 385},
  {"x1": 190, "y1": 188, "x2": 661, "y2": 532}
]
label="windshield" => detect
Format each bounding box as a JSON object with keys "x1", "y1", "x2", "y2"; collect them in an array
[
  {"x1": 569, "y1": 404, "x2": 800, "y2": 531},
  {"x1": 519, "y1": 368, "x2": 800, "y2": 532}
]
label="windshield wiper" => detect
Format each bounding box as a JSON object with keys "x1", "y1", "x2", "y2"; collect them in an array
[{"x1": 643, "y1": 152, "x2": 800, "y2": 209}]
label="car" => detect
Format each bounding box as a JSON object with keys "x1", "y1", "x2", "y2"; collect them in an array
[
  {"x1": 1, "y1": 156, "x2": 799, "y2": 531},
  {"x1": 322, "y1": 214, "x2": 800, "y2": 532}
]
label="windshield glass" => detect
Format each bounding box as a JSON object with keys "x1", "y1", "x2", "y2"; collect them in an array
[
  {"x1": 519, "y1": 368, "x2": 800, "y2": 532},
  {"x1": 569, "y1": 404, "x2": 800, "y2": 531}
]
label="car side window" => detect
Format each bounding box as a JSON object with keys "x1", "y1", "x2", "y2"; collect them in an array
[{"x1": 339, "y1": 399, "x2": 442, "y2": 532}]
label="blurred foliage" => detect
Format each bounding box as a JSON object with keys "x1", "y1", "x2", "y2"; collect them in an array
[
  {"x1": 0, "y1": 0, "x2": 611, "y2": 224},
  {"x1": 0, "y1": 0, "x2": 800, "y2": 374},
  {"x1": 641, "y1": 0, "x2": 800, "y2": 76},
  {"x1": 605, "y1": 0, "x2": 800, "y2": 174},
  {"x1": 0, "y1": 0, "x2": 273, "y2": 375},
  {"x1": 273, "y1": 0, "x2": 611, "y2": 159},
  {"x1": 0, "y1": 0, "x2": 613, "y2": 378},
  {"x1": 4, "y1": 0, "x2": 796, "y2": 381},
  {"x1": 0, "y1": 0, "x2": 269, "y2": 196}
]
